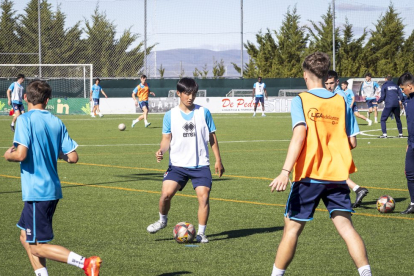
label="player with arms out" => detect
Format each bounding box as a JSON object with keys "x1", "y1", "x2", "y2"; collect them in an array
[
  {"x1": 4, "y1": 80, "x2": 102, "y2": 276},
  {"x1": 132, "y1": 75, "x2": 155, "y2": 128},
  {"x1": 269, "y1": 52, "x2": 371, "y2": 276},
  {"x1": 7, "y1": 73, "x2": 25, "y2": 132},
  {"x1": 341, "y1": 81, "x2": 372, "y2": 126},
  {"x1": 90, "y1": 78, "x2": 107, "y2": 118},
  {"x1": 147, "y1": 77, "x2": 225, "y2": 243},
  {"x1": 360, "y1": 72, "x2": 381, "y2": 123},
  {"x1": 252, "y1": 76, "x2": 268, "y2": 117}
]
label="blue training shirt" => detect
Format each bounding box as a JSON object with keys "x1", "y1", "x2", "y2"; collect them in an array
[
  {"x1": 13, "y1": 109, "x2": 78, "y2": 201},
  {"x1": 9, "y1": 82, "x2": 24, "y2": 104},
  {"x1": 343, "y1": 89, "x2": 354, "y2": 106},
  {"x1": 91, "y1": 84, "x2": 102, "y2": 99},
  {"x1": 163, "y1": 107, "x2": 216, "y2": 134}
]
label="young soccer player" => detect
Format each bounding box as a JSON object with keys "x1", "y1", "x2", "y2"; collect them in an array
[
  {"x1": 90, "y1": 78, "x2": 107, "y2": 117},
  {"x1": 147, "y1": 77, "x2": 225, "y2": 243},
  {"x1": 252, "y1": 76, "x2": 268, "y2": 117},
  {"x1": 4, "y1": 80, "x2": 102, "y2": 276},
  {"x1": 398, "y1": 73, "x2": 414, "y2": 214},
  {"x1": 325, "y1": 71, "x2": 369, "y2": 208},
  {"x1": 341, "y1": 81, "x2": 372, "y2": 126},
  {"x1": 269, "y1": 52, "x2": 371, "y2": 276},
  {"x1": 377, "y1": 75, "x2": 404, "y2": 138},
  {"x1": 7, "y1": 73, "x2": 25, "y2": 132},
  {"x1": 131, "y1": 75, "x2": 156, "y2": 128},
  {"x1": 360, "y1": 72, "x2": 381, "y2": 123}
]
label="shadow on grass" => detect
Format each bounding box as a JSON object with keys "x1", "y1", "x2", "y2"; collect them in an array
[
  {"x1": 158, "y1": 272, "x2": 192, "y2": 276},
  {"x1": 356, "y1": 197, "x2": 407, "y2": 210}
]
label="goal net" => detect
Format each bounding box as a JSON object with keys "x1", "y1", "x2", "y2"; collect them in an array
[{"x1": 0, "y1": 64, "x2": 93, "y2": 115}]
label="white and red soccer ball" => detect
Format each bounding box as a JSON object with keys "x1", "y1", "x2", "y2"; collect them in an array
[
  {"x1": 173, "y1": 222, "x2": 195, "y2": 243},
  {"x1": 376, "y1": 195, "x2": 395, "y2": 213}
]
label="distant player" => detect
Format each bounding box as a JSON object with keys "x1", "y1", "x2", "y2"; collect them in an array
[
  {"x1": 132, "y1": 75, "x2": 156, "y2": 128},
  {"x1": 360, "y1": 72, "x2": 381, "y2": 123},
  {"x1": 269, "y1": 52, "x2": 371, "y2": 276},
  {"x1": 341, "y1": 81, "x2": 372, "y2": 126},
  {"x1": 252, "y1": 76, "x2": 268, "y2": 117},
  {"x1": 4, "y1": 80, "x2": 102, "y2": 276},
  {"x1": 7, "y1": 74, "x2": 25, "y2": 132},
  {"x1": 90, "y1": 78, "x2": 107, "y2": 118},
  {"x1": 147, "y1": 77, "x2": 225, "y2": 243},
  {"x1": 325, "y1": 71, "x2": 369, "y2": 208},
  {"x1": 377, "y1": 75, "x2": 404, "y2": 138}
]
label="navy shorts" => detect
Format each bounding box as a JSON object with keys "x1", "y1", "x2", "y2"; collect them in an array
[
  {"x1": 139, "y1": 101, "x2": 149, "y2": 111},
  {"x1": 12, "y1": 103, "x2": 25, "y2": 112},
  {"x1": 366, "y1": 99, "x2": 377, "y2": 108},
  {"x1": 93, "y1": 98, "x2": 100, "y2": 105},
  {"x1": 17, "y1": 200, "x2": 59, "y2": 243},
  {"x1": 255, "y1": 97, "x2": 264, "y2": 105},
  {"x1": 163, "y1": 165, "x2": 212, "y2": 191},
  {"x1": 352, "y1": 104, "x2": 358, "y2": 113},
  {"x1": 285, "y1": 182, "x2": 354, "y2": 221}
]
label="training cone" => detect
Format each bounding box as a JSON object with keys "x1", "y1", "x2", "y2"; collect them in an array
[{"x1": 9, "y1": 109, "x2": 14, "y2": 116}]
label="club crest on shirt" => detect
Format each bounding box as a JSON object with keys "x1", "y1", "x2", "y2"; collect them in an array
[
  {"x1": 307, "y1": 107, "x2": 339, "y2": 125},
  {"x1": 182, "y1": 122, "x2": 196, "y2": 137}
]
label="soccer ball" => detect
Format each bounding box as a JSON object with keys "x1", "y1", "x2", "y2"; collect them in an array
[
  {"x1": 118, "y1": 123, "x2": 126, "y2": 131},
  {"x1": 173, "y1": 222, "x2": 195, "y2": 243},
  {"x1": 377, "y1": 195, "x2": 395, "y2": 213}
]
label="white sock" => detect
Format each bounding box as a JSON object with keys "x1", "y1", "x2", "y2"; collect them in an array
[
  {"x1": 357, "y1": 265, "x2": 372, "y2": 276},
  {"x1": 375, "y1": 117, "x2": 378, "y2": 122},
  {"x1": 383, "y1": 133, "x2": 387, "y2": 137},
  {"x1": 410, "y1": 202, "x2": 414, "y2": 206},
  {"x1": 352, "y1": 185, "x2": 360, "y2": 192},
  {"x1": 145, "y1": 120, "x2": 149, "y2": 124},
  {"x1": 253, "y1": 112, "x2": 256, "y2": 115},
  {"x1": 159, "y1": 213, "x2": 167, "y2": 223},
  {"x1": 198, "y1": 224, "x2": 206, "y2": 235},
  {"x1": 11, "y1": 122, "x2": 15, "y2": 126},
  {"x1": 366, "y1": 118, "x2": 370, "y2": 122},
  {"x1": 67, "y1": 251, "x2": 85, "y2": 269},
  {"x1": 34, "y1": 267, "x2": 48, "y2": 276},
  {"x1": 271, "y1": 264, "x2": 285, "y2": 276}
]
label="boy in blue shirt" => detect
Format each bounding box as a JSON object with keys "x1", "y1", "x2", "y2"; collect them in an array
[
  {"x1": 4, "y1": 80, "x2": 101, "y2": 276},
  {"x1": 360, "y1": 72, "x2": 381, "y2": 123},
  {"x1": 6, "y1": 73, "x2": 25, "y2": 132},
  {"x1": 90, "y1": 78, "x2": 107, "y2": 117}
]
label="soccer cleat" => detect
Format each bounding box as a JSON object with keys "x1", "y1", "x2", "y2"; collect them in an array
[
  {"x1": 378, "y1": 134, "x2": 387, "y2": 138},
  {"x1": 262, "y1": 113, "x2": 266, "y2": 117},
  {"x1": 145, "y1": 122, "x2": 151, "y2": 128},
  {"x1": 91, "y1": 114, "x2": 96, "y2": 118},
  {"x1": 399, "y1": 134, "x2": 404, "y2": 138},
  {"x1": 131, "y1": 120, "x2": 138, "y2": 128},
  {"x1": 367, "y1": 119, "x2": 372, "y2": 126},
  {"x1": 352, "y1": 188, "x2": 369, "y2": 208},
  {"x1": 196, "y1": 234, "x2": 209, "y2": 243},
  {"x1": 147, "y1": 220, "x2": 167, "y2": 233},
  {"x1": 400, "y1": 205, "x2": 414, "y2": 214},
  {"x1": 83, "y1": 256, "x2": 102, "y2": 276},
  {"x1": 98, "y1": 114, "x2": 104, "y2": 118},
  {"x1": 252, "y1": 113, "x2": 256, "y2": 117},
  {"x1": 10, "y1": 125, "x2": 15, "y2": 132}
]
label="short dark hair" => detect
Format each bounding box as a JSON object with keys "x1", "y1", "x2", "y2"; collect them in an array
[
  {"x1": 341, "y1": 81, "x2": 348, "y2": 86},
  {"x1": 302, "y1": 52, "x2": 330, "y2": 79},
  {"x1": 177, "y1": 77, "x2": 199, "y2": 94},
  {"x1": 398, "y1": 72, "x2": 414, "y2": 86},
  {"x1": 26, "y1": 80, "x2": 52, "y2": 105},
  {"x1": 17, "y1": 74, "x2": 25, "y2": 80},
  {"x1": 141, "y1": 75, "x2": 147, "y2": 79},
  {"x1": 386, "y1": 75, "x2": 392, "y2": 81},
  {"x1": 258, "y1": 76, "x2": 262, "y2": 79},
  {"x1": 327, "y1": 70, "x2": 339, "y2": 81},
  {"x1": 95, "y1": 78, "x2": 100, "y2": 83},
  {"x1": 364, "y1": 72, "x2": 372, "y2": 78}
]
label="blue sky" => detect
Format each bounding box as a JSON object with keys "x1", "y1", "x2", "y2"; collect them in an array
[{"x1": 13, "y1": 0, "x2": 414, "y2": 52}]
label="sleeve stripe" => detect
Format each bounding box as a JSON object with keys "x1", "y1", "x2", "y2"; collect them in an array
[
  {"x1": 13, "y1": 141, "x2": 29, "y2": 149},
  {"x1": 292, "y1": 121, "x2": 306, "y2": 130},
  {"x1": 63, "y1": 144, "x2": 78, "y2": 155}
]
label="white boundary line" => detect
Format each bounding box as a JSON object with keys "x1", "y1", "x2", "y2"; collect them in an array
[{"x1": 359, "y1": 127, "x2": 407, "y2": 137}]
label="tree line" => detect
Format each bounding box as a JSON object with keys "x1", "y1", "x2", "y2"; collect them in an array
[
  {"x1": 234, "y1": 4, "x2": 414, "y2": 78},
  {"x1": 0, "y1": 0, "x2": 152, "y2": 77}
]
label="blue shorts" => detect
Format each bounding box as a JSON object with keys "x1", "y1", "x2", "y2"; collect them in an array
[
  {"x1": 163, "y1": 165, "x2": 212, "y2": 191},
  {"x1": 352, "y1": 104, "x2": 358, "y2": 113},
  {"x1": 12, "y1": 103, "x2": 25, "y2": 112},
  {"x1": 285, "y1": 182, "x2": 354, "y2": 221},
  {"x1": 255, "y1": 97, "x2": 264, "y2": 104},
  {"x1": 17, "y1": 200, "x2": 59, "y2": 243},
  {"x1": 139, "y1": 101, "x2": 149, "y2": 111},
  {"x1": 93, "y1": 98, "x2": 100, "y2": 106},
  {"x1": 366, "y1": 99, "x2": 377, "y2": 108}
]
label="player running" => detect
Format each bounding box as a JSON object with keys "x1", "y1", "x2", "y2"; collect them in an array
[
  {"x1": 7, "y1": 74, "x2": 25, "y2": 132},
  {"x1": 341, "y1": 81, "x2": 372, "y2": 126},
  {"x1": 147, "y1": 77, "x2": 225, "y2": 243},
  {"x1": 132, "y1": 75, "x2": 156, "y2": 128},
  {"x1": 90, "y1": 78, "x2": 107, "y2": 118}
]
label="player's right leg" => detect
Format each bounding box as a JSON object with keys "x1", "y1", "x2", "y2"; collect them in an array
[
  {"x1": 142, "y1": 106, "x2": 151, "y2": 127},
  {"x1": 253, "y1": 101, "x2": 258, "y2": 116},
  {"x1": 11, "y1": 108, "x2": 21, "y2": 132}
]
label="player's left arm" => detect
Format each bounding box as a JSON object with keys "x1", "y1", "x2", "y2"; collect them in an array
[
  {"x1": 377, "y1": 84, "x2": 386, "y2": 103},
  {"x1": 101, "y1": 89, "x2": 108, "y2": 98},
  {"x1": 209, "y1": 132, "x2": 224, "y2": 177},
  {"x1": 264, "y1": 86, "x2": 268, "y2": 99},
  {"x1": 59, "y1": 150, "x2": 78, "y2": 163},
  {"x1": 150, "y1": 91, "x2": 156, "y2": 97},
  {"x1": 4, "y1": 145, "x2": 28, "y2": 162}
]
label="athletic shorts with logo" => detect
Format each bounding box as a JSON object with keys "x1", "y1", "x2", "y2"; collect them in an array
[
  {"x1": 12, "y1": 103, "x2": 25, "y2": 112},
  {"x1": 163, "y1": 165, "x2": 212, "y2": 191}
]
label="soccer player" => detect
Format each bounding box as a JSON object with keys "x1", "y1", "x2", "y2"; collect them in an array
[
  {"x1": 131, "y1": 75, "x2": 156, "y2": 128},
  {"x1": 90, "y1": 78, "x2": 107, "y2": 117},
  {"x1": 398, "y1": 73, "x2": 414, "y2": 214},
  {"x1": 252, "y1": 76, "x2": 268, "y2": 117},
  {"x1": 325, "y1": 71, "x2": 369, "y2": 208},
  {"x1": 360, "y1": 72, "x2": 381, "y2": 123},
  {"x1": 341, "y1": 81, "x2": 372, "y2": 126},
  {"x1": 7, "y1": 73, "x2": 25, "y2": 132},
  {"x1": 4, "y1": 80, "x2": 101, "y2": 276},
  {"x1": 377, "y1": 75, "x2": 404, "y2": 138},
  {"x1": 269, "y1": 52, "x2": 371, "y2": 276},
  {"x1": 147, "y1": 77, "x2": 225, "y2": 243}
]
